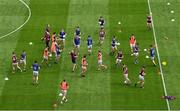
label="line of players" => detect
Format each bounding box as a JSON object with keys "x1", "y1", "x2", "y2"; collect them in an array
[{"x1": 11, "y1": 14, "x2": 155, "y2": 104}]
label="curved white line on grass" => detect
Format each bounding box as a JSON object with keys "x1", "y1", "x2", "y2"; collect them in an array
[{"x1": 0, "y1": 0, "x2": 31, "y2": 40}]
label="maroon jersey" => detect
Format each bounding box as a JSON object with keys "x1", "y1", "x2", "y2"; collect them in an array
[
  {"x1": 117, "y1": 53, "x2": 123, "y2": 59},
  {"x1": 71, "y1": 52, "x2": 76, "y2": 61},
  {"x1": 147, "y1": 16, "x2": 151, "y2": 23},
  {"x1": 12, "y1": 55, "x2": 17, "y2": 63},
  {"x1": 123, "y1": 67, "x2": 128, "y2": 74},
  {"x1": 140, "y1": 68, "x2": 145, "y2": 76},
  {"x1": 45, "y1": 31, "x2": 50, "y2": 41},
  {"x1": 99, "y1": 30, "x2": 105, "y2": 37}
]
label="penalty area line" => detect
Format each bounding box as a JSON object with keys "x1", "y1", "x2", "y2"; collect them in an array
[{"x1": 147, "y1": 0, "x2": 171, "y2": 111}]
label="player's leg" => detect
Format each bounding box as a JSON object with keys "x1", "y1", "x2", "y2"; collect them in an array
[
  {"x1": 16, "y1": 63, "x2": 22, "y2": 72},
  {"x1": 12, "y1": 64, "x2": 16, "y2": 73}
]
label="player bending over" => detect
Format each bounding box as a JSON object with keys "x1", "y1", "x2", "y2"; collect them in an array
[
  {"x1": 122, "y1": 65, "x2": 131, "y2": 84},
  {"x1": 98, "y1": 16, "x2": 105, "y2": 28},
  {"x1": 32, "y1": 60, "x2": 40, "y2": 85},
  {"x1": 116, "y1": 50, "x2": 123, "y2": 66},
  {"x1": 147, "y1": 14, "x2": 152, "y2": 29},
  {"x1": 87, "y1": 35, "x2": 93, "y2": 55},
  {"x1": 97, "y1": 50, "x2": 107, "y2": 70},
  {"x1": 69, "y1": 50, "x2": 78, "y2": 72},
  {"x1": 135, "y1": 66, "x2": 146, "y2": 88},
  {"x1": 81, "y1": 55, "x2": 88, "y2": 77},
  {"x1": 129, "y1": 34, "x2": 136, "y2": 54},
  {"x1": 19, "y1": 50, "x2": 26, "y2": 71},
  {"x1": 59, "y1": 79, "x2": 69, "y2": 104},
  {"x1": 12, "y1": 52, "x2": 22, "y2": 73},
  {"x1": 59, "y1": 28, "x2": 67, "y2": 51},
  {"x1": 133, "y1": 43, "x2": 139, "y2": 64}
]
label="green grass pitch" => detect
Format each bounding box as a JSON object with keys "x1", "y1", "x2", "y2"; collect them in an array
[{"x1": 0, "y1": 0, "x2": 180, "y2": 110}]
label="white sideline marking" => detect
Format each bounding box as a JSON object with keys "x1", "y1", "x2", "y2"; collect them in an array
[
  {"x1": 0, "y1": 0, "x2": 31, "y2": 40},
  {"x1": 147, "y1": 0, "x2": 170, "y2": 111}
]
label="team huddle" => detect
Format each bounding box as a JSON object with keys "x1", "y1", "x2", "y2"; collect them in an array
[{"x1": 11, "y1": 14, "x2": 157, "y2": 105}]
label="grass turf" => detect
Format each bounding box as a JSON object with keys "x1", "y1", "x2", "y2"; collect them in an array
[{"x1": 0, "y1": 0, "x2": 179, "y2": 110}]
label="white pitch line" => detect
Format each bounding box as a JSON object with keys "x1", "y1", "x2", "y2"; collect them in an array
[
  {"x1": 0, "y1": 0, "x2": 31, "y2": 40},
  {"x1": 147, "y1": 0, "x2": 170, "y2": 111}
]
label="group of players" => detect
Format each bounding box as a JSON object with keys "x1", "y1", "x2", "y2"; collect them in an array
[{"x1": 11, "y1": 14, "x2": 156, "y2": 104}]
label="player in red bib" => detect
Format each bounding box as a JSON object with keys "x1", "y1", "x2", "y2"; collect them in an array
[
  {"x1": 59, "y1": 79, "x2": 69, "y2": 104},
  {"x1": 135, "y1": 66, "x2": 146, "y2": 88},
  {"x1": 97, "y1": 50, "x2": 107, "y2": 70},
  {"x1": 129, "y1": 34, "x2": 136, "y2": 54},
  {"x1": 81, "y1": 55, "x2": 88, "y2": 77},
  {"x1": 41, "y1": 47, "x2": 49, "y2": 67},
  {"x1": 12, "y1": 52, "x2": 22, "y2": 73}
]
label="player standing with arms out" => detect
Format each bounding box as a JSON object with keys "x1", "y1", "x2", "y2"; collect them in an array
[
  {"x1": 69, "y1": 50, "x2": 78, "y2": 72},
  {"x1": 12, "y1": 52, "x2": 22, "y2": 73},
  {"x1": 59, "y1": 79, "x2": 69, "y2": 104},
  {"x1": 41, "y1": 47, "x2": 49, "y2": 67},
  {"x1": 129, "y1": 34, "x2": 136, "y2": 54},
  {"x1": 32, "y1": 60, "x2": 40, "y2": 85},
  {"x1": 111, "y1": 36, "x2": 117, "y2": 54},
  {"x1": 19, "y1": 50, "x2": 26, "y2": 71},
  {"x1": 97, "y1": 50, "x2": 107, "y2": 70},
  {"x1": 133, "y1": 43, "x2": 139, "y2": 64},
  {"x1": 59, "y1": 29, "x2": 67, "y2": 51},
  {"x1": 98, "y1": 16, "x2": 105, "y2": 28},
  {"x1": 87, "y1": 35, "x2": 93, "y2": 55},
  {"x1": 73, "y1": 35, "x2": 81, "y2": 54},
  {"x1": 99, "y1": 27, "x2": 105, "y2": 45},
  {"x1": 81, "y1": 55, "x2": 88, "y2": 77},
  {"x1": 116, "y1": 50, "x2": 123, "y2": 66},
  {"x1": 149, "y1": 45, "x2": 156, "y2": 66},
  {"x1": 122, "y1": 65, "x2": 131, "y2": 84},
  {"x1": 147, "y1": 14, "x2": 152, "y2": 29},
  {"x1": 135, "y1": 66, "x2": 146, "y2": 88}
]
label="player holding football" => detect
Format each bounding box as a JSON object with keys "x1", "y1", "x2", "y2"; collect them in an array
[
  {"x1": 12, "y1": 52, "x2": 22, "y2": 73},
  {"x1": 99, "y1": 27, "x2": 105, "y2": 45},
  {"x1": 133, "y1": 43, "x2": 139, "y2": 64},
  {"x1": 19, "y1": 50, "x2": 26, "y2": 71},
  {"x1": 87, "y1": 35, "x2": 93, "y2": 55},
  {"x1": 97, "y1": 50, "x2": 107, "y2": 70},
  {"x1": 147, "y1": 14, "x2": 152, "y2": 29},
  {"x1": 59, "y1": 79, "x2": 69, "y2": 104},
  {"x1": 135, "y1": 66, "x2": 146, "y2": 88},
  {"x1": 32, "y1": 60, "x2": 40, "y2": 85},
  {"x1": 116, "y1": 50, "x2": 123, "y2": 66},
  {"x1": 149, "y1": 45, "x2": 156, "y2": 66},
  {"x1": 122, "y1": 65, "x2": 131, "y2": 84},
  {"x1": 129, "y1": 34, "x2": 136, "y2": 54},
  {"x1": 59, "y1": 28, "x2": 67, "y2": 51},
  {"x1": 98, "y1": 16, "x2": 105, "y2": 28},
  {"x1": 81, "y1": 55, "x2": 88, "y2": 77},
  {"x1": 69, "y1": 50, "x2": 78, "y2": 72}
]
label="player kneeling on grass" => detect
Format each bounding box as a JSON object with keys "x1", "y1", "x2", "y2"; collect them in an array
[
  {"x1": 74, "y1": 35, "x2": 81, "y2": 54},
  {"x1": 19, "y1": 50, "x2": 26, "y2": 71},
  {"x1": 149, "y1": 45, "x2": 156, "y2": 66},
  {"x1": 59, "y1": 79, "x2": 69, "y2": 104},
  {"x1": 99, "y1": 27, "x2": 105, "y2": 45},
  {"x1": 69, "y1": 50, "x2": 78, "y2": 72},
  {"x1": 32, "y1": 60, "x2": 40, "y2": 85},
  {"x1": 122, "y1": 65, "x2": 131, "y2": 84},
  {"x1": 81, "y1": 55, "x2": 88, "y2": 77},
  {"x1": 87, "y1": 35, "x2": 93, "y2": 55},
  {"x1": 129, "y1": 34, "x2": 136, "y2": 54},
  {"x1": 41, "y1": 47, "x2": 49, "y2": 67},
  {"x1": 133, "y1": 43, "x2": 139, "y2": 64},
  {"x1": 59, "y1": 29, "x2": 67, "y2": 51},
  {"x1": 12, "y1": 52, "x2": 22, "y2": 73},
  {"x1": 111, "y1": 36, "x2": 118, "y2": 54},
  {"x1": 116, "y1": 50, "x2": 123, "y2": 66},
  {"x1": 135, "y1": 66, "x2": 146, "y2": 88},
  {"x1": 97, "y1": 50, "x2": 107, "y2": 70}
]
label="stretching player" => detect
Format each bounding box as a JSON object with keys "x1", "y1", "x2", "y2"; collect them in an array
[
  {"x1": 19, "y1": 50, "x2": 26, "y2": 71},
  {"x1": 74, "y1": 35, "x2": 81, "y2": 54},
  {"x1": 69, "y1": 50, "x2": 78, "y2": 72},
  {"x1": 32, "y1": 60, "x2": 40, "y2": 85},
  {"x1": 97, "y1": 50, "x2": 107, "y2": 70},
  {"x1": 129, "y1": 34, "x2": 136, "y2": 54},
  {"x1": 98, "y1": 16, "x2": 105, "y2": 28},
  {"x1": 133, "y1": 43, "x2": 139, "y2": 64},
  {"x1": 59, "y1": 28, "x2": 66, "y2": 51},
  {"x1": 116, "y1": 50, "x2": 123, "y2": 66},
  {"x1": 12, "y1": 52, "x2": 22, "y2": 73},
  {"x1": 87, "y1": 35, "x2": 93, "y2": 55},
  {"x1": 81, "y1": 55, "x2": 88, "y2": 77},
  {"x1": 99, "y1": 27, "x2": 105, "y2": 45},
  {"x1": 147, "y1": 14, "x2": 152, "y2": 29},
  {"x1": 135, "y1": 66, "x2": 146, "y2": 88},
  {"x1": 122, "y1": 65, "x2": 131, "y2": 84},
  {"x1": 59, "y1": 79, "x2": 69, "y2": 104},
  {"x1": 149, "y1": 45, "x2": 156, "y2": 66}
]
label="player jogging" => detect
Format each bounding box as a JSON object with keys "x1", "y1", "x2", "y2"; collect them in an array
[
  {"x1": 135, "y1": 66, "x2": 146, "y2": 88},
  {"x1": 129, "y1": 34, "x2": 136, "y2": 54},
  {"x1": 55, "y1": 44, "x2": 61, "y2": 63},
  {"x1": 147, "y1": 14, "x2": 152, "y2": 29},
  {"x1": 69, "y1": 50, "x2": 78, "y2": 72},
  {"x1": 122, "y1": 65, "x2": 131, "y2": 84},
  {"x1": 59, "y1": 79, "x2": 69, "y2": 104},
  {"x1": 44, "y1": 29, "x2": 51, "y2": 48},
  {"x1": 111, "y1": 36, "x2": 117, "y2": 54},
  {"x1": 75, "y1": 26, "x2": 81, "y2": 37},
  {"x1": 41, "y1": 47, "x2": 49, "y2": 66},
  {"x1": 87, "y1": 35, "x2": 93, "y2": 55},
  {"x1": 133, "y1": 43, "x2": 139, "y2": 64},
  {"x1": 19, "y1": 50, "x2": 26, "y2": 71},
  {"x1": 98, "y1": 16, "x2": 105, "y2": 28},
  {"x1": 116, "y1": 50, "x2": 123, "y2": 66},
  {"x1": 32, "y1": 60, "x2": 40, "y2": 85},
  {"x1": 74, "y1": 35, "x2": 81, "y2": 54},
  {"x1": 149, "y1": 45, "x2": 156, "y2": 66},
  {"x1": 81, "y1": 55, "x2": 88, "y2": 77},
  {"x1": 12, "y1": 52, "x2": 22, "y2": 73},
  {"x1": 59, "y1": 29, "x2": 66, "y2": 51},
  {"x1": 51, "y1": 32, "x2": 56, "y2": 42},
  {"x1": 97, "y1": 50, "x2": 107, "y2": 70},
  {"x1": 99, "y1": 27, "x2": 105, "y2": 45}
]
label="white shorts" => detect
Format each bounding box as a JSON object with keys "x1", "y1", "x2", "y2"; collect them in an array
[
  {"x1": 151, "y1": 56, "x2": 155, "y2": 60},
  {"x1": 61, "y1": 90, "x2": 67, "y2": 97},
  {"x1": 88, "y1": 45, "x2": 92, "y2": 49},
  {"x1": 75, "y1": 44, "x2": 80, "y2": 48},
  {"x1": 12, "y1": 62, "x2": 18, "y2": 66},
  {"x1": 43, "y1": 56, "x2": 48, "y2": 60},
  {"x1": 20, "y1": 59, "x2": 26, "y2": 64},
  {"x1": 130, "y1": 44, "x2": 135, "y2": 49},
  {"x1": 116, "y1": 59, "x2": 122, "y2": 63},
  {"x1": 33, "y1": 71, "x2": 39, "y2": 76},
  {"x1": 124, "y1": 74, "x2": 128, "y2": 79},
  {"x1": 112, "y1": 46, "x2": 117, "y2": 50},
  {"x1": 99, "y1": 37, "x2": 104, "y2": 41},
  {"x1": 60, "y1": 38, "x2": 65, "y2": 41},
  {"x1": 139, "y1": 75, "x2": 144, "y2": 81},
  {"x1": 98, "y1": 60, "x2": 102, "y2": 65},
  {"x1": 133, "y1": 52, "x2": 139, "y2": 56}
]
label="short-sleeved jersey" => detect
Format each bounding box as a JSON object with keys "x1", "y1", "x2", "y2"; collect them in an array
[
  {"x1": 87, "y1": 37, "x2": 93, "y2": 46},
  {"x1": 12, "y1": 55, "x2": 17, "y2": 63},
  {"x1": 130, "y1": 36, "x2": 136, "y2": 44},
  {"x1": 150, "y1": 47, "x2": 155, "y2": 57},
  {"x1": 75, "y1": 28, "x2": 81, "y2": 36},
  {"x1": 112, "y1": 38, "x2": 116, "y2": 47},
  {"x1": 133, "y1": 45, "x2": 139, "y2": 53},
  {"x1": 123, "y1": 67, "x2": 128, "y2": 74},
  {"x1": 98, "y1": 52, "x2": 102, "y2": 60},
  {"x1": 21, "y1": 52, "x2": 26, "y2": 60},
  {"x1": 45, "y1": 31, "x2": 50, "y2": 41},
  {"x1": 147, "y1": 16, "x2": 152, "y2": 22},
  {"x1": 32, "y1": 63, "x2": 39, "y2": 71},
  {"x1": 99, "y1": 18, "x2": 105, "y2": 26},
  {"x1": 117, "y1": 52, "x2": 123, "y2": 59},
  {"x1": 140, "y1": 68, "x2": 145, "y2": 76},
  {"x1": 74, "y1": 36, "x2": 81, "y2": 45},
  {"x1": 99, "y1": 29, "x2": 105, "y2": 37},
  {"x1": 59, "y1": 31, "x2": 66, "y2": 39},
  {"x1": 70, "y1": 52, "x2": 76, "y2": 61},
  {"x1": 43, "y1": 48, "x2": 48, "y2": 57},
  {"x1": 82, "y1": 58, "x2": 87, "y2": 66},
  {"x1": 60, "y1": 81, "x2": 69, "y2": 90}
]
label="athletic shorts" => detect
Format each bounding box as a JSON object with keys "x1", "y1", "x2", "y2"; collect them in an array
[
  {"x1": 72, "y1": 59, "x2": 76, "y2": 64},
  {"x1": 12, "y1": 62, "x2": 18, "y2": 66},
  {"x1": 20, "y1": 59, "x2": 26, "y2": 64},
  {"x1": 75, "y1": 44, "x2": 80, "y2": 48},
  {"x1": 60, "y1": 38, "x2": 65, "y2": 41},
  {"x1": 139, "y1": 75, "x2": 144, "y2": 81},
  {"x1": 124, "y1": 74, "x2": 128, "y2": 79},
  {"x1": 151, "y1": 56, "x2": 155, "y2": 60},
  {"x1": 88, "y1": 45, "x2": 92, "y2": 49},
  {"x1": 43, "y1": 56, "x2": 48, "y2": 60},
  {"x1": 33, "y1": 71, "x2": 39, "y2": 76},
  {"x1": 130, "y1": 44, "x2": 135, "y2": 49},
  {"x1": 98, "y1": 60, "x2": 102, "y2": 65},
  {"x1": 133, "y1": 52, "x2": 139, "y2": 56},
  {"x1": 116, "y1": 59, "x2": 122, "y2": 63},
  {"x1": 61, "y1": 90, "x2": 67, "y2": 97}
]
